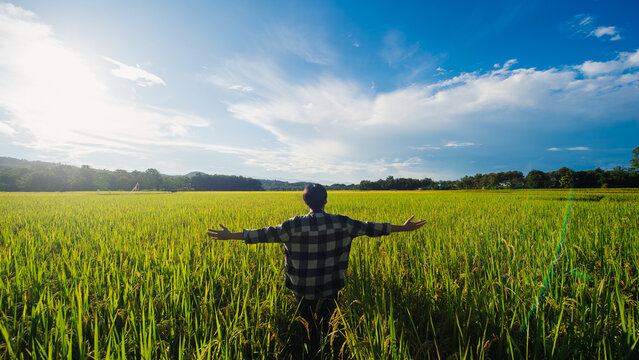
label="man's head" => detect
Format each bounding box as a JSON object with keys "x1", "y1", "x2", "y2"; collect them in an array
[{"x1": 303, "y1": 183, "x2": 327, "y2": 211}]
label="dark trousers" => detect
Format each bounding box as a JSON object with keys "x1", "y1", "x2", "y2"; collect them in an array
[{"x1": 296, "y1": 295, "x2": 340, "y2": 359}]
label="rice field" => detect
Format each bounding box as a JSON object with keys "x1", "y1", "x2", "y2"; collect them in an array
[{"x1": 0, "y1": 189, "x2": 637, "y2": 359}]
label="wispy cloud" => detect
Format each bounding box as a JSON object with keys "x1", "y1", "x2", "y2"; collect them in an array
[
  {"x1": 380, "y1": 30, "x2": 419, "y2": 67},
  {"x1": 348, "y1": 34, "x2": 360, "y2": 48},
  {"x1": 102, "y1": 56, "x2": 166, "y2": 87},
  {"x1": 208, "y1": 73, "x2": 255, "y2": 93},
  {"x1": 229, "y1": 85, "x2": 254, "y2": 92},
  {"x1": 445, "y1": 141, "x2": 476, "y2": 147},
  {"x1": 569, "y1": 14, "x2": 622, "y2": 41},
  {"x1": 411, "y1": 142, "x2": 477, "y2": 150},
  {"x1": 411, "y1": 144, "x2": 441, "y2": 151},
  {"x1": 0, "y1": 121, "x2": 16, "y2": 136},
  {"x1": 578, "y1": 15, "x2": 592, "y2": 26},
  {"x1": 270, "y1": 25, "x2": 334, "y2": 64},
  {"x1": 495, "y1": 59, "x2": 518, "y2": 70},
  {"x1": 547, "y1": 147, "x2": 591, "y2": 151},
  {"x1": 378, "y1": 30, "x2": 440, "y2": 81}
]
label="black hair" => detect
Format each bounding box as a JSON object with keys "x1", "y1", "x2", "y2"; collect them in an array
[{"x1": 303, "y1": 183, "x2": 327, "y2": 211}]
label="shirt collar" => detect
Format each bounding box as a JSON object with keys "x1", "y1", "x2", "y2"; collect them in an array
[{"x1": 308, "y1": 209, "x2": 325, "y2": 215}]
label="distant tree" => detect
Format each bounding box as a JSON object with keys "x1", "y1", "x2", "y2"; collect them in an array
[
  {"x1": 506, "y1": 171, "x2": 524, "y2": 188},
  {"x1": 574, "y1": 169, "x2": 603, "y2": 188},
  {"x1": 359, "y1": 180, "x2": 372, "y2": 190},
  {"x1": 111, "y1": 169, "x2": 134, "y2": 190},
  {"x1": 525, "y1": 170, "x2": 548, "y2": 189},
  {"x1": 631, "y1": 146, "x2": 639, "y2": 171},
  {"x1": 458, "y1": 176, "x2": 474, "y2": 189},
  {"x1": 559, "y1": 175, "x2": 572, "y2": 189},
  {"x1": 191, "y1": 173, "x2": 263, "y2": 191},
  {"x1": 605, "y1": 166, "x2": 631, "y2": 188},
  {"x1": 360, "y1": 179, "x2": 383, "y2": 190},
  {"x1": 546, "y1": 167, "x2": 574, "y2": 188},
  {"x1": 557, "y1": 167, "x2": 575, "y2": 188},
  {"x1": 419, "y1": 177, "x2": 434, "y2": 189},
  {"x1": 68, "y1": 165, "x2": 95, "y2": 190},
  {"x1": 143, "y1": 168, "x2": 163, "y2": 190},
  {"x1": 20, "y1": 168, "x2": 65, "y2": 191},
  {"x1": 382, "y1": 176, "x2": 394, "y2": 190},
  {"x1": 0, "y1": 168, "x2": 23, "y2": 191},
  {"x1": 94, "y1": 170, "x2": 112, "y2": 190},
  {"x1": 326, "y1": 183, "x2": 357, "y2": 190},
  {"x1": 164, "y1": 175, "x2": 191, "y2": 191}
]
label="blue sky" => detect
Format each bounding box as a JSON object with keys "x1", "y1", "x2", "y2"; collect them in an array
[{"x1": 0, "y1": 0, "x2": 638, "y2": 183}]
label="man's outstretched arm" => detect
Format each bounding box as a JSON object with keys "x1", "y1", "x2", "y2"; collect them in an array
[
  {"x1": 207, "y1": 224, "x2": 243, "y2": 240},
  {"x1": 207, "y1": 223, "x2": 291, "y2": 243},
  {"x1": 390, "y1": 215, "x2": 426, "y2": 233}
]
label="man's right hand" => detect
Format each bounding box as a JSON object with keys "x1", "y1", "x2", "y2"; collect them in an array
[
  {"x1": 391, "y1": 215, "x2": 426, "y2": 233},
  {"x1": 207, "y1": 224, "x2": 243, "y2": 240}
]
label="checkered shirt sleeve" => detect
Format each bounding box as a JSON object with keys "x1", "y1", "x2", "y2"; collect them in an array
[
  {"x1": 345, "y1": 217, "x2": 392, "y2": 238},
  {"x1": 242, "y1": 220, "x2": 292, "y2": 244}
]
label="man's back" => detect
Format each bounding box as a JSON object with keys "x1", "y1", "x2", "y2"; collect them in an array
[{"x1": 243, "y1": 209, "x2": 391, "y2": 299}]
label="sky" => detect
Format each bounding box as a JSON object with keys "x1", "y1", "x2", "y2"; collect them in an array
[{"x1": 0, "y1": 0, "x2": 638, "y2": 183}]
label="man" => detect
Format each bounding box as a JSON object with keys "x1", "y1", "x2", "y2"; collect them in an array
[{"x1": 207, "y1": 183, "x2": 426, "y2": 358}]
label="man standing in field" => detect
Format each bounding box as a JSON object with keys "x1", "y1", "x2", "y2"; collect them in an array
[{"x1": 207, "y1": 183, "x2": 426, "y2": 358}]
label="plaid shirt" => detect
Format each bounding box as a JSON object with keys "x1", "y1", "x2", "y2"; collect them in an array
[{"x1": 243, "y1": 210, "x2": 392, "y2": 300}]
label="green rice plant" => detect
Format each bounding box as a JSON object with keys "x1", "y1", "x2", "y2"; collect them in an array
[{"x1": 0, "y1": 189, "x2": 637, "y2": 359}]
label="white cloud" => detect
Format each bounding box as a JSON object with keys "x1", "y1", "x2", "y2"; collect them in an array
[
  {"x1": 411, "y1": 144, "x2": 441, "y2": 150},
  {"x1": 593, "y1": 26, "x2": 616, "y2": 37},
  {"x1": 347, "y1": 34, "x2": 360, "y2": 48},
  {"x1": 0, "y1": 4, "x2": 207, "y2": 163},
  {"x1": 627, "y1": 51, "x2": 639, "y2": 66},
  {"x1": 547, "y1": 147, "x2": 591, "y2": 151},
  {"x1": 579, "y1": 60, "x2": 621, "y2": 77},
  {"x1": 496, "y1": 59, "x2": 518, "y2": 70},
  {"x1": 206, "y1": 48, "x2": 639, "y2": 179},
  {"x1": 576, "y1": 49, "x2": 639, "y2": 77},
  {"x1": 591, "y1": 26, "x2": 622, "y2": 41},
  {"x1": 270, "y1": 25, "x2": 334, "y2": 64},
  {"x1": 229, "y1": 84, "x2": 253, "y2": 92},
  {"x1": 0, "y1": 3, "x2": 34, "y2": 18},
  {"x1": 445, "y1": 141, "x2": 475, "y2": 147},
  {"x1": 102, "y1": 56, "x2": 166, "y2": 87},
  {"x1": 0, "y1": 121, "x2": 16, "y2": 136}
]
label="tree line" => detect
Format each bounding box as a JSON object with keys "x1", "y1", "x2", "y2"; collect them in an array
[
  {"x1": 454, "y1": 166, "x2": 639, "y2": 189},
  {"x1": 359, "y1": 147, "x2": 639, "y2": 190},
  {"x1": 357, "y1": 167, "x2": 639, "y2": 191},
  {"x1": 0, "y1": 159, "x2": 263, "y2": 191},
  {"x1": 0, "y1": 146, "x2": 637, "y2": 191}
]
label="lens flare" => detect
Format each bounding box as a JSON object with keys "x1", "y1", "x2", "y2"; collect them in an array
[{"x1": 519, "y1": 185, "x2": 575, "y2": 333}]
